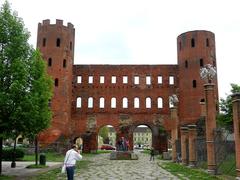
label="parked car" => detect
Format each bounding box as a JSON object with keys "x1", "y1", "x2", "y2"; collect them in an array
[{"x1": 100, "y1": 144, "x2": 116, "y2": 150}]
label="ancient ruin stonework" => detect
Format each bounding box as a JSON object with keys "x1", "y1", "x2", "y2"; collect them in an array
[{"x1": 37, "y1": 19, "x2": 218, "y2": 153}]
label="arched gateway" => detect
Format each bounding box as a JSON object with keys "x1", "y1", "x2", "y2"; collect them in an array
[{"x1": 37, "y1": 20, "x2": 218, "y2": 153}]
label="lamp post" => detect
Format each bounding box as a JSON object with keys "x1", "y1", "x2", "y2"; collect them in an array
[{"x1": 200, "y1": 64, "x2": 217, "y2": 174}]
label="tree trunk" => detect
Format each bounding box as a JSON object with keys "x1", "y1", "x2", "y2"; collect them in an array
[
  {"x1": 35, "y1": 136, "x2": 38, "y2": 165},
  {"x1": 0, "y1": 137, "x2": 3, "y2": 175},
  {"x1": 11, "y1": 138, "x2": 16, "y2": 168}
]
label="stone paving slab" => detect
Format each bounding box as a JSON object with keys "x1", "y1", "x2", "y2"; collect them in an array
[{"x1": 75, "y1": 151, "x2": 179, "y2": 180}]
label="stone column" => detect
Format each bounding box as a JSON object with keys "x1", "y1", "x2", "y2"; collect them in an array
[
  {"x1": 188, "y1": 124, "x2": 197, "y2": 167},
  {"x1": 232, "y1": 93, "x2": 240, "y2": 179},
  {"x1": 171, "y1": 107, "x2": 178, "y2": 162},
  {"x1": 204, "y1": 83, "x2": 217, "y2": 174},
  {"x1": 180, "y1": 126, "x2": 188, "y2": 165}
]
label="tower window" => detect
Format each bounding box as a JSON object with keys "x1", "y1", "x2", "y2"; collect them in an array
[
  {"x1": 56, "y1": 38, "x2": 61, "y2": 47},
  {"x1": 70, "y1": 41, "x2": 72, "y2": 50},
  {"x1": 200, "y1": 58, "x2": 204, "y2": 67},
  {"x1": 179, "y1": 42, "x2": 182, "y2": 51},
  {"x1": 63, "y1": 59, "x2": 67, "y2": 68},
  {"x1": 185, "y1": 60, "x2": 188, "y2": 68},
  {"x1": 48, "y1": 58, "x2": 52, "y2": 67},
  {"x1": 54, "y1": 78, "x2": 58, "y2": 87},
  {"x1": 191, "y1": 38, "x2": 195, "y2": 47},
  {"x1": 43, "y1": 38, "x2": 46, "y2": 47},
  {"x1": 206, "y1": 38, "x2": 209, "y2": 47},
  {"x1": 193, "y1": 80, "x2": 197, "y2": 88}
]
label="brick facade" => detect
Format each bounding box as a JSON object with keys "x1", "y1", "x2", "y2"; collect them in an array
[{"x1": 37, "y1": 19, "x2": 218, "y2": 153}]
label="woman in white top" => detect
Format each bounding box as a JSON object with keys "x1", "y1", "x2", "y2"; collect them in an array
[{"x1": 64, "y1": 144, "x2": 82, "y2": 180}]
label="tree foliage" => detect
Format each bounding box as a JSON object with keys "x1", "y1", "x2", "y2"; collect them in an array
[
  {"x1": 217, "y1": 83, "x2": 240, "y2": 131},
  {"x1": 0, "y1": 1, "x2": 53, "y2": 169},
  {"x1": 99, "y1": 126, "x2": 109, "y2": 140}
]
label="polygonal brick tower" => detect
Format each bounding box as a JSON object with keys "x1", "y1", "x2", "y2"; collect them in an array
[
  {"x1": 37, "y1": 19, "x2": 75, "y2": 144},
  {"x1": 177, "y1": 30, "x2": 218, "y2": 126}
]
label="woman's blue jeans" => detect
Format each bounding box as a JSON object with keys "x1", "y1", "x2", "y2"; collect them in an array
[{"x1": 66, "y1": 166, "x2": 75, "y2": 180}]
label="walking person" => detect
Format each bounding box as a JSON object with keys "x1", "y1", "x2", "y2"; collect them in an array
[
  {"x1": 150, "y1": 147, "x2": 155, "y2": 161},
  {"x1": 63, "y1": 144, "x2": 82, "y2": 180}
]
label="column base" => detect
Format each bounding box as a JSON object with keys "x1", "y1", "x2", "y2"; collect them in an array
[
  {"x1": 188, "y1": 161, "x2": 196, "y2": 168},
  {"x1": 207, "y1": 169, "x2": 216, "y2": 175},
  {"x1": 181, "y1": 159, "x2": 188, "y2": 166}
]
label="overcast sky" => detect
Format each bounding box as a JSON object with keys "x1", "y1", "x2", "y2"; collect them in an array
[{"x1": 1, "y1": 0, "x2": 240, "y2": 99}]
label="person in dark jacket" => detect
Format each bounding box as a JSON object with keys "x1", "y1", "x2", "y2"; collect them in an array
[{"x1": 150, "y1": 147, "x2": 155, "y2": 161}]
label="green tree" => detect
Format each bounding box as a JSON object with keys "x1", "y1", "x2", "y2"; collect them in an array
[
  {"x1": 99, "y1": 126, "x2": 109, "y2": 143},
  {"x1": 0, "y1": 1, "x2": 53, "y2": 171},
  {"x1": 217, "y1": 83, "x2": 240, "y2": 131},
  {"x1": 23, "y1": 50, "x2": 53, "y2": 165}
]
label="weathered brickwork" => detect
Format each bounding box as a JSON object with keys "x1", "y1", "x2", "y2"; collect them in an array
[{"x1": 37, "y1": 20, "x2": 218, "y2": 153}]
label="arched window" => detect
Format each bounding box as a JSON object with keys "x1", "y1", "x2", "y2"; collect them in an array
[
  {"x1": 134, "y1": 97, "x2": 140, "y2": 108},
  {"x1": 100, "y1": 97, "x2": 105, "y2": 108},
  {"x1": 48, "y1": 58, "x2": 52, "y2": 67},
  {"x1": 111, "y1": 97, "x2": 116, "y2": 108},
  {"x1": 43, "y1": 38, "x2": 46, "y2": 47},
  {"x1": 193, "y1": 80, "x2": 197, "y2": 88},
  {"x1": 56, "y1": 38, "x2": 61, "y2": 47},
  {"x1": 54, "y1": 78, "x2": 58, "y2": 87},
  {"x1": 63, "y1": 59, "x2": 67, "y2": 68},
  {"x1": 179, "y1": 41, "x2": 182, "y2": 50},
  {"x1": 76, "y1": 97, "x2": 81, "y2": 108},
  {"x1": 158, "y1": 97, "x2": 163, "y2": 108},
  {"x1": 185, "y1": 60, "x2": 188, "y2": 68},
  {"x1": 146, "y1": 97, "x2": 151, "y2": 108},
  {"x1": 88, "y1": 97, "x2": 93, "y2": 108},
  {"x1": 191, "y1": 38, "x2": 195, "y2": 47},
  {"x1": 70, "y1": 41, "x2": 72, "y2": 50},
  {"x1": 122, "y1": 97, "x2": 128, "y2": 108}
]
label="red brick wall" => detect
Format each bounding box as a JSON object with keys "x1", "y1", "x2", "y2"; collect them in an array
[
  {"x1": 177, "y1": 31, "x2": 218, "y2": 125},
  {"x1": 37, "y1": 20, "x2": 219, "y2": 151}
]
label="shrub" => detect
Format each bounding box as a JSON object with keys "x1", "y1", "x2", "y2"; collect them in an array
[{"x1": 2, "y1": 148, "x2": 25, "y2": 160}]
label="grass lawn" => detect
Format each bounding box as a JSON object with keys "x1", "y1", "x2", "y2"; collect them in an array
[
  {"x1": 159, "y1": 161, "x2": 222, "y2": 180},
  {"x1": 22, "y1": 152, "x2": 65, "y2": 162}
]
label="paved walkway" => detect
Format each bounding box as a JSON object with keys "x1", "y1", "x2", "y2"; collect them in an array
[
  {"x1": 75, "y1": 151, "x2": 179, "y2": 180},
  {"x1": 1, "y1": 151, "x2": 179, "y2": 179}
]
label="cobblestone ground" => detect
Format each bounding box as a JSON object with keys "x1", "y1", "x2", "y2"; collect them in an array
[{"x1": 74, "y1": 151, "x2": 179, "y2": 180}]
